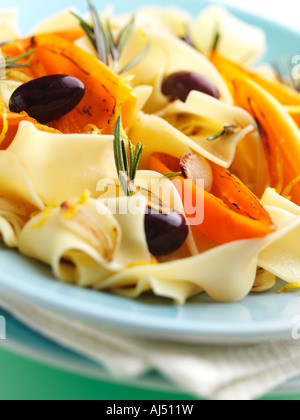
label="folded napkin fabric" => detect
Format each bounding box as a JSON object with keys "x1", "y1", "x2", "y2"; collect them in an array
[{"x1": 1, "y1": 295, "x2": 300, "y2": 400}]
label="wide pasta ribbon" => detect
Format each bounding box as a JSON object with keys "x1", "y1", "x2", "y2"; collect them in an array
[
  {"x1": 18, "y1": 195, "x2": 153, "y2": 287},
  {"x1": 118, "y1": 28, "x2": 233, "y2": 113},
  {"x1": 127, "y1": 90, "x2": 268, "y2": 197},
  {"x1": 98, "y1": 191, "x2": 300, "y2": 303},
  {"x1": 259, "y1": 189, "x2": 300, "y2": 283},
  {"x1": 190, "y1": 5, "x2": 266, "y2": 65},
  {"x1": 7, "y1": 121, "x2": 116, "y2": 205},
  {"x1": 0, "y1": 149, "x2": 43, "y2": 247},
  {"x1": 0, "y1": 121, "x2": 117, "y2": 246}
]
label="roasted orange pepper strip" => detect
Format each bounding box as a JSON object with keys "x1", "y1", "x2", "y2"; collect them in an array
[
  {"x1": 149, "y1": 152, "x2": 276, "y2": 244},
  {"x1": 211, "y1": 51, "x2": 300, "y2": 108},
  {"x1": 1, "y1": 34, "x2": 136, "y2": 135},
  {"x1": 28, "y1": 34, "x2": 136, "y2": 134},
  {"x1": 233, "y1": 77, "x2": 300, "y2": 205},
  {"x1": 53, "y1": 30, "x2": 85, "y2": 42}
]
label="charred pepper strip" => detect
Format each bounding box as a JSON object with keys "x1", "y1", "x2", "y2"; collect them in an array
[
  {"x1": 233, "y1": 77, "x2": 300, "y2": 205},
  {"x1": 149, "y1": 152, "x2": 277, "y2": 244},
  {"x1": 1, "y1": 34, "x2": 136, "y2": 134}
]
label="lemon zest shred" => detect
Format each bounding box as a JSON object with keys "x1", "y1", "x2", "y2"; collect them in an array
[
  {"x1": 123, "y1": 257, "x2": 159, "y2": 271},
  {"x1": 282, "y1": 174, "x2": 300, "y2": 199},
  {"x1": 63, "y1": 189, "x2": 91, "y2": 220},
  {"x1": 31, "y1": 200, "x2": 57, "y2": 229},
  {"x1": 35, "y1": 124, "x2": 62, "y2": 134},
  {"x1": 78, "y1": 189, "x2": 92, "y2": 205},
  {"x1": 278, "y1": 283, "x2": 300, "y2": 294},
  {"x1": 83, "y1": 124, "x2": 102, "y2": 134}
]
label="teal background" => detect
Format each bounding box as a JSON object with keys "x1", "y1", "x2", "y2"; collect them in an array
[{"x1": 0, "y1": 0, "x2": 300, "y2": 400}]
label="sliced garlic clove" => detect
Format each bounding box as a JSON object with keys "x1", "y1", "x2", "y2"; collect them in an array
[
  {"x1": 180, "y1": 152, "x2": 213, "y2": 192},
  {"x1": 59, "y1": 199, "x2": 120, "y2": 263}
]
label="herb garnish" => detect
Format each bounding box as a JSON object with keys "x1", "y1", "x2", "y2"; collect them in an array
[
  {"x1": 113, "y1": 116, "x2": 144, "y2": 197},
  {"x1": 207, "y1": 124, "x2": 238, "y2": 141},
  {"x1": 211, "y1": 29, "x2": 221, "y2": 53},
  {"x1": 72, "y1": 0, "x2": 150, "y2": 74},
  {"x1": 0, "y1": 49, "x2": 36, "y2": 77},
  {"x1": 163, "y1": 172, "x2": 182, "y2": 179}
]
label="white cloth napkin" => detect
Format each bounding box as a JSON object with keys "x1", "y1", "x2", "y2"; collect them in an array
[{"x1": 1, "y1": 295, "x2": 300, "y2": 401}]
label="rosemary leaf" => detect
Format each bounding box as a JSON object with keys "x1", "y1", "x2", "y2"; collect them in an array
[
  {"x1": 70, "y1": 11, "x2": 96, "y2": 49},
  {"x1": 80, "y1": 22, "x2": 97, "y2": 49},
  {"x1": 113, "y1": 117, "x2": 144, "y2": 196},
  {"x1": 113, "y1": 117, "x2": 121, "y2": 175},
  {"x1": 0, "y1": 70, "x2": 12, "y2": 78},
  {"x1": 5, "y1": 63, "x2": 30, "y2": 69},
  {"x1": 118, "y1": 42, "x2": 150, "y2": 74},
  {"x1": 117, "y1": 15, "x2": 135, "y2": 55},
  {"x1": 114, "y1": 117, "x2": 129, "y2": 196},
  {"x1": 88, "y1": 0, "x2": 109, "y2": 65},
  {"x1": 0, "y1": 49, "x2": 36, "y2": 71},
  {"x1": 163, "y1": 172, "x2": 182, "y2": 179},
  {"x1": 115, "y1": 117, "x2": 125, "y2": 173},
  {"x1": 71, "y1": 12, "x2": 99, "y2": 57},
  {"x1": 70, "y1": 11, "x2": 94, "y2": 33},
  {"x1": 131, "y1": 143, "x2": 144, "y2": 182},
  {"x1": 106, "y1": 20, "x2": 119, "y2": 72},
  {"x1": 132, "y1": 142, "x2": 142, "y2": 171},
  {"x1": 128, "y1": 141, "x2": 134, "y2": 180},
  {"x1": 6, "y1": 49, "x2": 36, "y2": 63},
  {"x1": 119, "y1": 171, "x2": 134, "y2": 197},
  {"x1": 207, "y1": 124, "x2": 238, "y2": 141},
  {"x1": 207, "y1": 129, "x2": 226, "y2": 142},
  {"x1": 211, "y1": 28, "x2": 221, "y2": 53},
  {"x1": 121, "y1": 140, "x2": 129, "y2": 175}
]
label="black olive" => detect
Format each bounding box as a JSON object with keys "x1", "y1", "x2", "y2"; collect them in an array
[
  {"x1": 9, "y1": 75, "x2": 85, "y2": 124},
  {"x1": 162, "y1": 71, "x2": 221, "y2": 102},
  {"x1": 145, "y1": 207, "x2": 189, "y2": 256}
]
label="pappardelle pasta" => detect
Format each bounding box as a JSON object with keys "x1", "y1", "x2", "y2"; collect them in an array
[{"x1": 1, "y1": 2, "x2": 300, "y2": 304}]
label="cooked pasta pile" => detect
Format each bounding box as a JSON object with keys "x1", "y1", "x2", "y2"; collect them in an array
[{"x1": 1, "y1": 4, "x2": 300, "y2": 303}]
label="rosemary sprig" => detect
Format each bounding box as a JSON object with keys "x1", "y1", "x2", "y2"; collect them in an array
[
  {"x1": 72, "y1": 0, "x2": 150, "y2": 74},
  {"x1": 113, "y1": 116, "x2": 144, "y2": 197},
  {"x1": 207, "y1": 124, "x2": 238, "y2": 141},
  {"x1": 0, "y1": 49, "x2": 36, "y2": 78},
  {"x1": 0, "y1": 49, "x2": 36, "y2": 70}
]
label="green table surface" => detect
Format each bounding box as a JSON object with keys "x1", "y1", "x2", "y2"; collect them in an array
[
  {"x1": 0, "y1": 346, "x2": 299, "y2": 400},
  {"x1": 0, "y1": 346, "x2": 195, "y2": 400}
]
